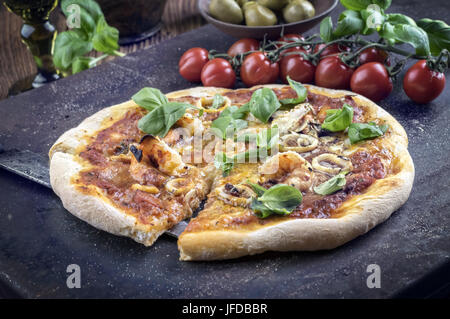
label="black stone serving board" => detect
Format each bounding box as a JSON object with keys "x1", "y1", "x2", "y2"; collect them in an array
[{"x1": 0, "y1": 0, "x2": 449, "y2": 298}]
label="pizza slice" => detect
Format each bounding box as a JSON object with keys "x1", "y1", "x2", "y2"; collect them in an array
[{"x1": 177, "y1": 85, "x2": 414, "y2": 260}]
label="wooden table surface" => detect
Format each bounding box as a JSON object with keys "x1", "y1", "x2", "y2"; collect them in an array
[{"x1": 0, "y1": 0, "x2": 204, "y2": 100}]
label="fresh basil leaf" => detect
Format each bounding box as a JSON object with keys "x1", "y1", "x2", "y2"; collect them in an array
[
  {"x1": 333, "y1": 10, "x2": 365, "y2": 37},
  {"x1": 137, "y1": 102, "x2": 188, "y2": 137},
  {"x1": 246, "y1": 181, "x2": 267, "y2": 197},
  {"x1": 61, "y1": 0, "x2": 103, "y2": 24},
  {"x1": 132, "y1": 88, "x2": 169, "y2": 111},
  {"x1": 92, "y1": 16, "x2": 120, "y2": 54},
  {"x1": 380, "y1": 23, "x2": 431, "y2": 56},
  {"x1": 348, "y1": 122, "x2": 388, "y2": 144},
  {"x1": 372, "y1": 0, "x2": 391, "y2": 10},
  {"x1": 71, "y1": 56, "x2": 94, "y2": 74},
  {"x1": 251, "y1": 184, "x2": 302, "y2": 218},
  {"x1": 417, "y1": 18, "x2": 450, "y2": 56},
  {"x1": 360, "y1": 5, "x2": 385, "y2": 34},
  {"x1": 211, "y1": 94, "x2": 225, "y2": 109},
  {"x1": 280, "y1": 76, "x2": 307, "y2": 106},
  {"x1": 385, "y1": 13, "x2": 417, "y2": 26},
  {"x1": 53, "y1": 30, "x2": 93, "y2": 71},
  {"x1": 249, "y1": 88, "x2": 281, "y2": 123},
  {"x1": 314, "y1": 173, "x2": 347, "y2": 195},
  {"x1": 322, "y1": 104, "x2": 354, "y2": 132},
  {"x1": 339, "y1": 0, "x2": 371, "y2": 11},
  {"x1": 320, "y1": 16, "x2": 334, "y2": 42},
  {"x1": 214, "y1": 152, "x2": 235, "y2": 177},
  {"x1": 61, "y1": 5, "x2": 96, "y2": 40},
  {"x1": 251, "y1": 198, "x2": 274, "y2": 218},
  {"x1": 231, "y1": 103, "x2": 250, "y2": 120},
  {"x1": 211, "y1": 111, "x2": 248, "y2": 139},
  {"x1": 257, "y1": 125, "x2": 279, "y2": 150}
]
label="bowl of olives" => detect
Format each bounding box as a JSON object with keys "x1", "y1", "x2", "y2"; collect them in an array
[{"x1": 198, "y1": 0, "x2": 338, "y2": 39}]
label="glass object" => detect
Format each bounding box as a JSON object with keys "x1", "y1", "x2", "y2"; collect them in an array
[
  {"x1": 3, "y1": 0, "x2": 60, "y2": 89},
  {"x1": 96, "y1": 0, "x2": 167, "y2": 45}
]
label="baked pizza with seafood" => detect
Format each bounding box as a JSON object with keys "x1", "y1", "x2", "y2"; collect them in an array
[{"x1": 49, "y1": 80, "x2": 414, "y2": 260}]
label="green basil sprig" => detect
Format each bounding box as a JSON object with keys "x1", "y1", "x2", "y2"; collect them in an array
[
  {"x1": 54, "y1": 0, "x2": 124, "y2": 75},
  {"x1": 211, "y1": 105, "x2": 249, "y2": 139},
  {"x1": 319, "y1": 0, "x2": 433, "y2": 57},
  {"x1": 280, "y1": 76, "x2": 307, "y2": 106},
  {"x1": 213, "y1": 152, "x2": 234, "y2": 177},
  {"x1": 321, "y1": 104, "x2": 354, "y2": 132},
  {"x1": 248, "y1": 88, "x2": 281, "y2": 123},
  {"x1": 417, "y1": 18, "x2": 450, "y2": 56},
  {"x1": 348, "y1": 122, "x2": 388, "y2": 144},
  {"x1": 214, "y1": 126, "x2": 279, "y2": 176},
  {"x1": 137, "y1": 102, "x2": 188, "y2": 138},
  {"x1": 314, "y1": 172, "x2": 348, "y2": 195},
  {"x1": 132, "y1": 88, "x2": 169, "y2": 111},
  {"x1": 248, "y1": 183, "x2": 303, "y2": 218}
]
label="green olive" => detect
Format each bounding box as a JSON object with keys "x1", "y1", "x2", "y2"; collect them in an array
[
  {"x1": 243, "y1": 1, "x2": 277, "y2": 26},
  {"x1": 257, "y1": 0, "x2": 288, "y2": 11},
  {"x1": 209, "y1": 0, "x2": 244, "y2": 24},
  {"x1": 236, "y1": 0, "x2": 250, "y2": 7},
  {"x1": 282, "y1": 0, "x2": 316, "y2": 23}
]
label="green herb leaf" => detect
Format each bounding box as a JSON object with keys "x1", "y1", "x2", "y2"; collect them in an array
[
  {"x1": 246, "y1": 181, "x2": 267, "y2": 197},
  {"x1": 92, "y1": 16, "x2": 120, "y2": 54},
  {"x1": 385, "y1": 13, "x2": 417, "y2": 26},
  {"x1": 339, "y1": 0, "x2": 372, "y2": 11},
  {"x1": 231, "y1": 103, "x2": 250, "y2": 120},
  {"x1": 211, "y1": 106, "x2": 248, "y2": 139},
  {"x1": 417, "y1": 18, "x2": 450, "y2": 56},
  {"x1": 61, "y1": 0, "x2": 103, "y2": 24},
  {"x1": 250, "y1": 184, "x2": 302, "y2": 218},
  {"x1": 320, "y1": 16, "x2": 334, "y2": 42},
  {"x1": 321, "y1": 104, "x2": 354, "y2": 132},
  {"x1": 379, "y1": 22, "x2": 431, "y2": 56},
  {"x1": 249, "y1": 88, "x2": 281, "y2": 123},
  {"x1": 280, "y1": 76, "x2": 307, "y2": 106},
  {"x1": 333, "y1": 10, "x2": 365, "y2": 37},
  {"x1": 137, "y1": 102, "x2": 188, "y2": 137},
  {"x1": 71, "y1": 56, "x2": 94, "y2": 74},
  {"x1": 250, "y1": 198, "x2": 274, "y2": 218},
  {"x1": 348, "y1": 122, "x2": 388, "y2": 144},
  {"x1": 214, "y1": 152, "x2": 235, "y2": 177},
  {"x1": 132, "y1": 88, "x2": 169, "y2": 111},
  {"x1": 372, "y1": 0, "x2": 391, "y2": 10},
  {"x1": 314, "y1": 173, "x2": 347, "y2": 195},
  {"x1": 53, "y1": 30, "x2": 93, "y2": 71},
  {"x1": 211, "y1": 94, "x2": 225, "y2": 109}
]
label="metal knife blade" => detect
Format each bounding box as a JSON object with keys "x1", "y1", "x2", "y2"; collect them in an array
[{"x1": 0, "y1": 149, "x2": 187, "y2": 238}]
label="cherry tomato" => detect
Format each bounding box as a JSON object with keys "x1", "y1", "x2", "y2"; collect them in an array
[
  {"x1": 277, "y1": 34, "x2": 306, "y2": 56},
  {"x1": 315, "y1": 55, "x2": 354, "y2": 90},
  {"x1": 403, "y1": 60, "x2": 446, "y2": 104},
  {"x1": 201, "y1": 58, "x2": 236, "y2": 88},
  {"x1": 179, "y1": 47, "x2": 209, "y2": 82},
  {"x1": 350, "y1": 62, "x2": 393, "y2": 102},
  {"x1": 280, "y1": 51, "x2": 315, "y2": 84},
  {"x1": 314, "y1": 43, "x2": 350, "y2": 58},
  {"x1": 240, "y1": 52, "x2": 279, "y2": 87},
  {"x1": 227, "y1": 38, "x2": 260, "y2": 57},
  {"x1": 358, "y1": 48, "x2": 390, "y2": 65}
]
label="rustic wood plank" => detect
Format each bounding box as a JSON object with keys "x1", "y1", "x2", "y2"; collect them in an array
[{"x1": 0, "y1": 0, "x2": 204, "y2": 100}]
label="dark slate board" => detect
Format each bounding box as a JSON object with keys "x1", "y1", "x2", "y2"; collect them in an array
[{"x1": 0, "y1": 0, "x2": 449, "y2": 298}]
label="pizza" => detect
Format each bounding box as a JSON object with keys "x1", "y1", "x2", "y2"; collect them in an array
[{"x1": 49, "y1": 82, "x2": 414, "y2": 261}]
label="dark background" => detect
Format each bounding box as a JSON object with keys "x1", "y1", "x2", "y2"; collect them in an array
[{"x1": 0, "y1": 0, "x2": 449, "y2": 298}]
